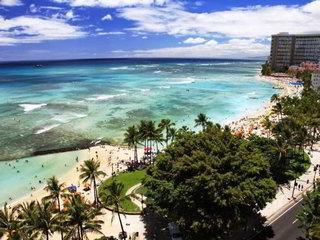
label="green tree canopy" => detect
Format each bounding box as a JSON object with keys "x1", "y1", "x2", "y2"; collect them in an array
[{"x1": 144, "y1": 124, "x2": 277, "y2": 239}]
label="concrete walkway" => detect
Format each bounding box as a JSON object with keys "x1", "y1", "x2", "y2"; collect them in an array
[
  {"x1": 261, "y1": 144, "x2": 320, "y2": 222},
  {"x1": 126, "y1": 183, "x2": 145, "y2": 210}
]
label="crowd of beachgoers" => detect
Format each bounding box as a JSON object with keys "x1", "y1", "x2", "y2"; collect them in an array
[{"x1": 229, "y1": 74, "x2": 303, "y2": 137}]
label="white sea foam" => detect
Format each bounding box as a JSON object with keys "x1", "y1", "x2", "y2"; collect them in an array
[
  {"x1": 19, "y1": 103, "x2": 47, "y2": 112},
  {"x1": 35, "y1": 124, "x2": 60, "y2": 134},
  {"x1": 140, "y1": 88, "x2": 151, "y2": 92},
  {"x1": 213, "y1": 62, "x2": 233, "y2": 66},
  {"x1": 158, "y1": 86, "x2": 171, "y2": 89},
  {"x1": 52, "y1": 113, "x2": 87, "y2": 123},
  {"x1": 169, "y1": 80, "x2": 195, "y2": 85},
  {"x1": 86, "y1": 93, "x2": 126, "y2": 101},
  {"x1": 168, "y1": 77, "x2": 197, "y2": 85},
  {"x1": 109, "y1": 66, "x2": 132, "y2": 70},
  {"x1": 154, "y1": 70, "x2": 162, "y2": 74}
]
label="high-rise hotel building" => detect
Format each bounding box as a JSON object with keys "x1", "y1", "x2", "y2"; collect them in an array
[{"x1": 270, "y1": 32, "x2": 320, "y2": 69}]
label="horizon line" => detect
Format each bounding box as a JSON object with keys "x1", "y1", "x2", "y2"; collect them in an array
[{"x1": 0, "y1": 56, "x2": 268, "y2": 64}]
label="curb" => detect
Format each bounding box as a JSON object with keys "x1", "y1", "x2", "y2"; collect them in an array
[{"x1": 265, "y1": 183, "x2": 313, "y2": 225}]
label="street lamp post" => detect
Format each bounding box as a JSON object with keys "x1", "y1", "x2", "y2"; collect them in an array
[
  {"x1": 313, "y1": 165, "x2": 318, "y2": 187},
  {"x1": 292, "y1": 179, "x2": 297, "y2": 198}
]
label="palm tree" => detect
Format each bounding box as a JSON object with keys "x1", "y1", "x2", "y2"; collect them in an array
[
  {"x1": 298, "y1": 182, "x2": 320, "y2": 239},
  {"x1": 101, "y1": 180, "x2": 128, "y2": 240},
  {"x1": 63, "y1": 194, "x2": 104, "y2": 240},
  {"x1": 309, "y1": 222, "x2": 320, "y2": 240},
  {"x1": 43, "y1": 176, "x2": 66, "y2": 211},
  {"x1": 32, "y1": 201, "x2": 61, "y2": 240},
  {"x1": 261, "y1": 116, "x2": 272, "y2": 137},
  {"x1": 124, "y1": 125, "x2": 140, "y2": 162},
  {"x1": 16, "y1": 201, "x2": 38, "y2": 239},
  {"x1": 43, "y1": 176, "x2": 66, "y2": 240},
  {"x1": 138, "y1": 120, "x2": 148, "y2": 149},
  {"x1": 139, "y1": 120, "x2": 158, "y2": 163},
  {"x1": 168, "y1": 127, "x2": 177, "y2": 143},
  {"x1": 195, "y1": 113, "x2": 209, "y2": 131},
  {"x1": 158, "y1": 119, "x2": 175, "y2": 147},
  {"x1": 145, "y1": 121, "x2": 158, "y2": 163},
  {"x1": 80, "y1": 159, "x2": 106, "y2": 205},
  {"x1": 272, "y1": 102, "x2": 283, "y2": 120},
  {"x1": 153, "y1": 127, "x2": 164, "y2": 154},
  {"x1": 271, "y1": 93, "x2": 279, "y2": 103},
  {"x1": 0, "y1": 203, "x2": 19, "y2": 239}
]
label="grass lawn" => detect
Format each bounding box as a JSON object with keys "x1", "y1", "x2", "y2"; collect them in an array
[
  {"x1": 99, "y1": 169, "x2": 146, "y2": 213},
  {"x1": 135, "y1": 185, "x2": 147, "y2": 196}
]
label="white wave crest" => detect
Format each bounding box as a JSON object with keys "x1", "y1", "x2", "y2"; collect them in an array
[
  {"x1": 140, "y1": 88, "x2": 151, "y2": 92},
  {"x1": 52, "y1": 113, "x2": 87, "y2": 123},
  {"x1": 109, "y1": 66, "x2": 132, "y2": 70},
  {"x1": 158, "y1": 86, "x2": 171, "y2": 89},
  {"x1": 20, "y1": 103, "x2": 47, "y2": 112},
  {"x1": 167, "y1": 77, "x2": 197, "y2": 85},
  {"x1": 35, "y1": 124, "x2": 60, "y2": 134},
  {"x1": 86, "y1": 93, "x2": 126, "y2": 101}
]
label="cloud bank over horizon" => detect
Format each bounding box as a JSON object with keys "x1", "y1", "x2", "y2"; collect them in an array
[{"x1": 0, "y1": 0, "x2": 319, "y2": 60}]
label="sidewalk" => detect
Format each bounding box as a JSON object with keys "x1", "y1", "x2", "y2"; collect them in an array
[{"x1": 260, "y1": 144, "x2": 320, "y2": 221}]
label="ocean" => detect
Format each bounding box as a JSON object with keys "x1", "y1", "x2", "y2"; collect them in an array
[{"x1": 0, "y1": 58, "x2": 276, "y2": 204}]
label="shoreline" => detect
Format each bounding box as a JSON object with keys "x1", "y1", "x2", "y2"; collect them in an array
[
  {"x1": 2, "y1": 145, "x2": 145, "y2": 240},
  {"x1": 5, "y1": 145, "x2": 142, "y2": 207},
  {"x1": 3, "y1": 73, "x2": 302, "y2": 207},
  {"x1": 228, "y1": 74, "x2": 302, "y2": 136}
]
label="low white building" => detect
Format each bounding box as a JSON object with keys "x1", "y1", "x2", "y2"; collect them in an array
[{"x1": 311, "y1": 73, "x2": 320, "y2": 90}]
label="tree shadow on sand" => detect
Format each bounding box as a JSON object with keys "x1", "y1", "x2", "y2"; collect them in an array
[{"x1": 141, "y1": 208, "x2": 171, "y2": 240}]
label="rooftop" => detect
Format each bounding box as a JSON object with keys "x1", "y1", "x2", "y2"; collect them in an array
[{"x1": 272, "y1": 32, "x2": 320, "y2": 37}]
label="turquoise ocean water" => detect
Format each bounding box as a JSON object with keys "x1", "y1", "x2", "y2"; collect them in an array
[{"x1": 0, "y1": 58, "x2": 275, "y2": 205}]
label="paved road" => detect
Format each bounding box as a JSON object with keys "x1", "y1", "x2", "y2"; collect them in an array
[{"x1": 266, "y1": 199, "x2": 305, "y2": 240}]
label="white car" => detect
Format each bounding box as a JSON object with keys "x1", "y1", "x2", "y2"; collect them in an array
[{"x1": 168, "y1": 222, "x2": 183, "y2": 240}]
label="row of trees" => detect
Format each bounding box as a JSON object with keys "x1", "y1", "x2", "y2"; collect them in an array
[
  {"x1": 264, "y1": 89, "x2": 320, "y2": 183},
  {"x1": 298, "y1": 181, "x2": 320, "y2": 239},
  {"x1": 0, "y1": 160, "x2": 126, "y2": 240},
  {"x1": 123, "y1": 119, "x2": 176, "y2": 163},
  {"x1": 123, "y1": 115, "x2": 211, "y2": 164}
]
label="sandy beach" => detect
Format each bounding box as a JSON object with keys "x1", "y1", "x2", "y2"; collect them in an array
[
  {"x1": 3, "y1": 145, "x2": 145, "y2": 240},
  {"x1": 228, "y1": 74, "x2": 302, "y2": 137}
]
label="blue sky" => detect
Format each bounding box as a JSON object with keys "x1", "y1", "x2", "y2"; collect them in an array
[{"x1": 0, "y1": 0, "x2": 319, "y2": 61}]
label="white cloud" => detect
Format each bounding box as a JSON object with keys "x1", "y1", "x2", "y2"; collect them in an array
[
  {"x1": 97, "y1": 31, "x2": 125, "y2": 35},
  {"x1": 113, "y1": 38, "x2": 269, "y2": 58},
  {"x1": 29, "y1": 4, "x2": 37, "y2": 13},
  {"x1": 52, "y1": 0, "x2": 169, "y2": 8},
  {"x1": 0, "y1": 0, "x2": 22, "y2": 6},
  {"x1": 183, "y1": 37, "x2": 207, "y2": 44},
  {"x1": 118, "y1": 0, "x2": 320, "y2": 38},
  {"x1": 0, "y1": 16, "x2": 87, "y2": 46},
  {"x1": 101, "y1": 14, "x2": 112, "y2": 21},
  {"x1": 65, "y1": 10, "x2": 75, "y2": 20}
]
